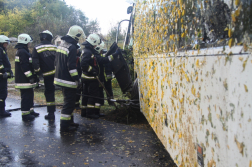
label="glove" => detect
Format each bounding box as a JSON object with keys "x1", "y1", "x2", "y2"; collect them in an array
[
  {"x1": 10, "y1": 70, "x2": 14, "y2": 78},
  {"x1": 75, "y1": 80, "x2": 82, "y2": 89},
  {"x1": 2, "y1": 72, "x2": 8, "y2": 79},
  {"x1": 29, "y1": 78, "x2": 35, "y2": 84}
]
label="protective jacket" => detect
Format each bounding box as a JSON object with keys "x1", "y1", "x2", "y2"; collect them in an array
[
  {"x1": 80, "y1": 42, "x2": 111, "y2": 80},
  {"x1": 32, "y1": 40, "x2": 57, "y2": 77},
  {"x1": 103, "y1": 58, "x2": 113, "y2": 81},
  {"x1": 15, "y1": 44, "x2": 37, "y2": 89},
  {"x1": 54, "y1": 36, "x2": 79, "y2": 88},
  {"x1": 0, "y1": 46, "x2": 11, "y2": 79}
]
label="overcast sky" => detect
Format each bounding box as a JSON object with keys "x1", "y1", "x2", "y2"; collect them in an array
[{"x1": 64, "y1": 0, "x2": 133, "y2": 35}]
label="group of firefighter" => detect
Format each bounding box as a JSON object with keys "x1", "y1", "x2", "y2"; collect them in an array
[{"x1": 0, "y1": 25, "x2": 118, "y2": 132}]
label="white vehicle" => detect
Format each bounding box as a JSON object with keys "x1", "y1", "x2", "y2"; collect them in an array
[{"x1": 119, "y1": 0, "x2": 252, "y2": 166}]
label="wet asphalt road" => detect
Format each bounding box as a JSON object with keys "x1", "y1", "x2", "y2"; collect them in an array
[{"x1": 0, "y1": 97, "x2": 176, "y2": 167}]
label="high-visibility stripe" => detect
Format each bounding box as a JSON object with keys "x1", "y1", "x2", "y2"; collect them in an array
[
  {"x1": 60, "y1": 114, "x2": 71, "y2": 120},
  {"x1": 87, "y1": 104, "x2": 95, "y2": 108},
  {"x1": 0, "y1": 99, "x2": 3, "y2": 102},
  {"x1": 108, "y1": 55, "x2": 114, "y2": 61},
  {"x1": 75, "y1": 102, "x2": 80, "y2": 105},
  {"x1": 15, "y1": 83, "x2": 38, "y2": 89},
  {"x1": 56, "y1": 46, "x2": 69, "y2": 55},
  {"x1": 80, "y1": 105, "x2": 87, "y2": 109},
  {"x1": 34, "y1": 68, "x2": 40, "y2": 72},
  {"x1": 3, "y1": 51, "x2": 6, "y2": 54},
  {"x1": 37, "y1": 47, "x2": 57, "y2": 53},
  {"x1": 15, "y1": 56, "x2": 20, "y2": 62},
  {"x1": 24, "y1": 71, "x2": 32, "y2": 77},
  {"x1": 36, "y1": 45, "x2": 57, "y2": 50},
  {"x1": 47, "y1": 102, "x2": 55, "y2": 106},
  {"x1": 91, "y1": 55, "x2": 94, "y2": 59},
  {"x1": 29, "y1": 58, "x2": 32, "y2": 63},
  {"x1": 0, "y1": 65, "x2": 4, "y2": 69},
  {"x1": 95, "y1": 103, "x2": 101, "y2": 109},
  {"x1": 69, "y1": 69, "x2": 78, "y2": 77},
  {"x1": 81, "y1": 73, "x2": 96, "y2": 80},
  {"x1": 88, "y1": 66, "x2": 92, "y2": 72},
  {"x1": 22, "y1": 111, "x2": 30, "y2": 115},
  {"x1": 54, "y1": 78, "x2": 77, "y2": 88},
  {"x1": 0, "y1": 72, "x2": 10, "y2": 76},
  {"x1": 43, "y1": 70, "x2": 55, "y2": 76}
]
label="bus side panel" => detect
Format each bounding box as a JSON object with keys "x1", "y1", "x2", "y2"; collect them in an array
[{"x1": 135, "y1": 46, "x2": 252, "y2": 166}]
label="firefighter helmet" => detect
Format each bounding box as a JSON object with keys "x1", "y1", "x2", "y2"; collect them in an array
[
  {"x1": 95, "y1": 41, "x2": 105, "y2": 53},
  {"x1": 67, "y1": 25, "x2": 86, "y2": 41},
  {"x1": 0, "y1": 35, "x2": 10, "y2": 43},
  {"x1": 39, "y1": 30, "x2": 53, "y2": 41},
  {"x1": 86, "y1": 33, "x2": 101, "y2": 46},
  {"x1": 18, "y1": 34, "x2": 33, "y2": 44}
]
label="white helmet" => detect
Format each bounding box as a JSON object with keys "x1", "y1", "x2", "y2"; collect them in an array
[
  {"x1": 67, "y1": 25, "x2": 86, "y2": 41},
  {"x1": 0, "y1": 35, "x2": 10, "y2": 43},
  {"x1": 95, "y1": 41, "x2": 105, "y2": 53},
  {"x1": 40, "y1": 30, "x2": 53, "y2": 37},
  {"x1": 86, "y1": 33, "x2": 101, "y2": 46},
  {"x1": 18, "y1": 34, "x2": 33, "y2": 44}
]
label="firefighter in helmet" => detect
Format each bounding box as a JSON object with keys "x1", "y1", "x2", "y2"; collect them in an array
[
  {"x1": 80, "y1": 34, "x2": 114, "y2": 119},
  {"x1": 32, "y1": 30, "x2": 57, "y2": 120},
  {"x1": 95, "y1": 41, "x2": 114, "y2": 106},
  {"x1": 15, "y1": 34, "x2": 40, "y2": 121},
  {"x1": 0, "y1": 35, "x2": 14, "y2": 117},
  {"x1": 54, "y1": 25, "x2": 85, "y2": 132}
]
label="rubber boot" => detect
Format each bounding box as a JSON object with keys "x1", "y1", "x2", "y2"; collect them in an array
[
  {"x1": 81, "y1": 109, "x2": 86, "y2": 117},
  {"x1": 0, "y1": 108, "x2": 11, "y2": 117},
  {"x1": 30, "y1": 109, "x2": 39, "y2": 117},
  {"x1": 45, "y1": 112, "x2": 55, "y2": 120},
  {"x1": 60, "y1": 120, "x2": 77, "y2": 132},
  {"x1": 22, "y1": 113, "x2": 35, "y2": 121},
  {"x1": 86, "y1": 109, "x2": 99, "y2": 119},
  {"x1": 70, "y1": 115, "x2": 79, "y2": 128}
]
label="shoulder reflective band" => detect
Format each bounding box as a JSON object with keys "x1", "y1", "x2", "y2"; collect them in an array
[
  {"x1": 69, "y1": 69, "x2": 78, "y2": 77},
  {"x1": 91, "y1": 55, "x2": 94, "y2": 59},
  {"x1": 43, "y1": 70, "x2": 55, "y2": 76},
  {"x1": 3, "y1": 51, "x2": 6, "y2": 54},
  {"x1": 36, "y1": 45, "x2": 57, "y2": 53},
  {"x1": 24, "y1": 71, "x2": 32, "y2": 77},
  {"x1": 81, "y1": 73, "x2": 96, "y2": 80},
  {"x1": 56, "y1": 46, "x2": 69, "y2": 56},
  {"x1": 88, "y1": 66, "x2": 92, "y2": 72},
  {"x1": 60, "y1": 114, "x2": 71, "y2": 120},
  {"x1": 0, "y1": 65, "x2": 4, "y2": 70}
]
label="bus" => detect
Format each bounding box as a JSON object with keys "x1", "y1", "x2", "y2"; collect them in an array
[{"x1": 122, "y1": 0, "x2": 252, "y2": 166}]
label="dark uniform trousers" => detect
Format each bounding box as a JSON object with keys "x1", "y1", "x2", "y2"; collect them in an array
[
  {"x1": 61, "y1": 87, "x2": 76, "y2": 116},
  {"x1": 20, "y1": 88, "x2": 34, "y2": 111},
  {"x1": 0, "y1": 79, "x2": 7, "y2": 108},
  {"x1": 44, "y1": 76, "x2": 55, "y2": 113},
  {"x1": 81, "y1": 79, "x2": 100, "y2": 116},
  {"x1": 98, "y1": 79, "x2": 113, "y2": 105},
  {"x1": 75, "y1": 87, "x2": 82, "y2": 107}
]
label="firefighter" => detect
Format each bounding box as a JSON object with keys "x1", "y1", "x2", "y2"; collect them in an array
[
  {"x1": 75, "y1": 43, "x2": 82, "y2": 110},
  {"x1": 80, "y1": 34, "x2": 114, "y2": 119},
  {"x1": 96, "y1": 42, "x2": 114, "y2": 106},
  {"x1": 0, "y1": 35, "x2": 13, "y2": 117},
  {"x1": 15, "y1": 34, "x2": 39, "y2": 121},
  {"x1": 32, "y1": 30, "x2": 57, "y2": 120},
  {"x1": 54, "y1": 25, "x2": 85, "y2": 132}
]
